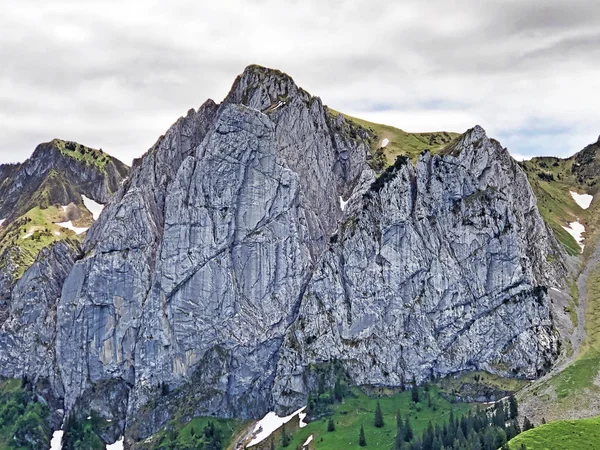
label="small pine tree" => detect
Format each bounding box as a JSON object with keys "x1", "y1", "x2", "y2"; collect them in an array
[
  {"x1": 396, "y1": 411, "x2": 403, "y2": 428},
  {"x1": 359, "y1": 424, "x2": 367, "y2": 447},
  {"x1": 522, "y1": 416, "x2": 534, "y2": 431},
  {"x1": 520, "y1": 444, "x2": 527, "y2": 450},
  {"x1": 327, "y1": 417, "x2": 335, "y2": 432},
  {"x1": 404, "y1": 417, "x2": 413, "y2": 442},
  {"x1": 374, "y1": 401, "x2": 384, "y2": 428},
  {"x1": 541, "y1": 417, "x2": 547, "y2": 425},
  {"x1": 509, "y1": 394, "x2": 519, "y2": 419},
  {"x1": 281, "y1": 423, "x2": 291, "y2": 447},
  {"x1": 411, "y1": 377, "x2": 419, "y2": 403},
  {"x1": 270, "y1": 439, "x2": 276, "y2": 450},
  {"x1": 334, "y1": 380, "x2": 344, "y2": 402}
]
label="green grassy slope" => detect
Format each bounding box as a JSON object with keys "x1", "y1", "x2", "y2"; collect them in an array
[
  {"x1": 328, "y1": 109, "x2": 459, "y2": 167},
  {"x1": 509, "y1": 416, "x2": 600, "y2": 450},
  {"x1": 519, "y1": 157, "x2": 588, "y2": 256},
  {"x1": 0, "y1": 204, "x2": 89, "y2": 278},
  {"x1": 52, "y1": 139, "x2": 113, "y2": 171},
  {"x1": 278, "y1": 387, "x2": 470, "y2": 450},
  {"x1": 135, "y1": 416, "x2": 247, "y2": 450}
]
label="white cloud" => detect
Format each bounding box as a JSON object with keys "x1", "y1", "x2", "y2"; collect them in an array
[{"x1": 0, "y1": 0, "x2": 599, "y2": 165}]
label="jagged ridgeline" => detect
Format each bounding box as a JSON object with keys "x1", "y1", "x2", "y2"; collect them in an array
[{"x1": 0, "y1": 65, "x2": 568, "y2": 449}]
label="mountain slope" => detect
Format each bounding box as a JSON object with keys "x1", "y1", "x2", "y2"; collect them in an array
[
  {"x1": 0, "y1": 140, "x2": 129, "y2": 296},
  {"x1": 519, "y1": 137, "x2": 600, "y2": 256},
  {"x1": 0, "y1": 140, "x2": 129, "y2": 425},
  {"x1": 10, "y1": 65, "x2": 561, "y2": 448}
]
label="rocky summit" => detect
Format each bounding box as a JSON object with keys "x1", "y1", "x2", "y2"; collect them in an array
[{"x1": 0, "y1": 66, "x2": 575, "y2": 448}]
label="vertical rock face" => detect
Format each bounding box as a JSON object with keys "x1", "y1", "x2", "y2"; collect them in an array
[
  {"x1": 0, "y1": 239, "x2": 82, "y2": 392},
  {"x1": 0, "y1": 141, "x2": 128, "y2": 396},
  {"x1": 56, "y1": 67, "x2": 372, "y2": 430},
  {"x1": 2, "y1": 66, "x2": 566, "y2": 444},
  {"x1": 273, "y1": 127, "x2": 563, "y2": 411}
]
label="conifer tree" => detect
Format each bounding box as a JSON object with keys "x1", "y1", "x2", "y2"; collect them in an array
[
  {"x1": 404, "y1": 416, "x2": 413, "y2": 442},
  {"x1": 281, "y1": 423, "x2": 291, "y2": 447},
  {"x1": 396, "y1": 410, "x2": 403, "y2": 429},
  {"x1": 411, "y1": 377, "x2": 419, "y2": 403},
  {"x1": 327, "y1": 417, "x2": 335, "y2": 432},
  {"x1": 359, "y1": 424, "x2": 367, "y2": 447},
  {"x1": 374, "y1": 401, "x2": 384, "y2": 428},
  {"x1": 509, "y1": 394, "x2": 519, "y2": 419},
  {"x1": 522, "y1": 416, "x2": 534, "y2": 431}
]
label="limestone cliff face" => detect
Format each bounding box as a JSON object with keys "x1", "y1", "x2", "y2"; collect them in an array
[
  {"x1": 50, "y1": 67, "x2": 566, "y2": 445},
  {"x1": 0, "y1": 240, "x2": 82, "y2": 393},
  {"x1": 0, "y1": 140, "x2": 128, "y2": 412},
  {"x1": 273, "y1": 126, "x2": 563, "y2": 411},
  {"x1": 0, "y1": 66, "x2": 566, "y2": 445}
]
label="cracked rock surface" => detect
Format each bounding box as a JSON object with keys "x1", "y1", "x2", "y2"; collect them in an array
[{"x1": 0, "y1": 65, "x2": 567, "y2": 445}]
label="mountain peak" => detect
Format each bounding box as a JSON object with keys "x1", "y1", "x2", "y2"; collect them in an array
[{"x1": 224, "y1": 64, "x2": 309, "y2": 111}]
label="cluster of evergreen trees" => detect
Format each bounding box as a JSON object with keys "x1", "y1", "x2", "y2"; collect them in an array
[
  {"x1": 0, "y1": 379, "x2": 50, "y2": 450},
  {"x1": 158, "y1": 420, "x2": 224, "y2": 450},
  {"x1": 62, "y1": 412, "x2": 105, "y2": 450},
  {"x1": 391, "y1": 395, "x2": 532, "y2": 450}
]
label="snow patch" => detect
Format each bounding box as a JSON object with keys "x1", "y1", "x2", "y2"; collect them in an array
[
  {"x1": 0, "y1": 219, "x2": 5, "y2": 226},
  {"x1": 49, "y1": 430, "x2": 63, "y2": 450},
  {"x1": 22, "y1": 229, "x2": 34, "y2": 239},
  {"x1": 54, "y1": 231, "x2": 61, "y2": 236},
  {"x1": 299, "y1": 410, "x2": 307, "y2": 428},
  {"x1": 106, "y1": 437, "x2": 124, "y2": 450},
  {"x1": 550, "y1": 287, "x2": 562, "y2": 293},
  {"x1": 339, "y1": 196, "x2": 349, "y2": 211},
  {"x1": 248, "y1": 407, "x2": 306, "y2": 447},
  {"x1": 381, "y1": 138, "x2": 389, "y2": 148},
  {"x1": 570, "y1": 191, "x2": 593, "y2": 210},
  {"x1": 562, "y1": 221, "x2": 586, "y2": 251},
  {"x1": 82, "y1": 195, "x2": 105, "y2": 220},
  {"x1": 56, "y1": 221, "x2": 89, "y2": 235},
  {"x1": 302, "y1": 434, "x2": 313, "y2": 448}
]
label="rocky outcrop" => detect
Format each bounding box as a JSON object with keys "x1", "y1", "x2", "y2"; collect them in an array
[
  {"x1": 273, "y1": 126, "x2": 564, "y2": 411},
  {"x1": 0, "y1": 140, "x2": 128, "y2": 223},
  {"x1": 0, "y1": 239, "x2": 81, "y2": 393},
  {"x1": 0, "y1": 140, "x2": 128, "y2": 420},
  {"x1": 0, "y1": 140, "x2": 130, "y2": 303},
  {"x1": 45, "y1": 66, "x2": 567, "y2": 447}
]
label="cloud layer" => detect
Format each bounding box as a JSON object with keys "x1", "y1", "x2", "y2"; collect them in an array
[{"x1": 1, "y1": 0, "x2": 599, "y2": 164}]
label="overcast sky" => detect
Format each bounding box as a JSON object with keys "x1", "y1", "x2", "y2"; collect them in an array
[{"x1": 1, "y1": 0, "x2": 599, "y2": 165}]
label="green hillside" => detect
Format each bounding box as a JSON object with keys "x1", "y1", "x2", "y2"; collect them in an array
[
  {"x1": 509, "y1": 415, "x2": 600, "y2": 450},
  {"x1": 328, "y1": 109, "x2": 459, "y2": 168}
]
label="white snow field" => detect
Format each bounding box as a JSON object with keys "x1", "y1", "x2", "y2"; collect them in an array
[
  {"x1": 82, "y1": 195, "x2": 105, "y2": 220},
  {"x1": 56, "y1": 221, "x2": 89, "y2": 235},
  {"x1": 562, "y1": 221, "x2": 586, "y2": 251},
  {"x1": 570, "y1": 191, "x2": 593, "y2": 209},
  {"x1": 49, "y1": 430, "x2": 63, "y2": 450},
  {"x1": 106, "y1": 437, "x2": 124, "y2": 450},
  {"x1": 248, "y1": 407, "x2": 307, "y2": 447}
]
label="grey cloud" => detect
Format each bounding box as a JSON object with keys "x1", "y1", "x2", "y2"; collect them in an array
[{"x1": 0, "y1": 0, "x2": 599, "y2": 164}]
